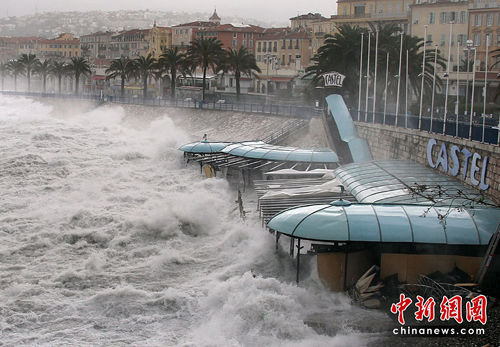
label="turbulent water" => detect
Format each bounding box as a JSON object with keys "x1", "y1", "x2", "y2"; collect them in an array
[{"x1": 0, "y1": 95, "x2": 388, "y2": 346}]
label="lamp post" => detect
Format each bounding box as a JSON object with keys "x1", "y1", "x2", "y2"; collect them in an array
[
  {"x1": 365, "y1": 32, "x2": 371, "y2": 121},
  {"x1": 405, "y1": 49, "x2": 409, "y2": 128},
  {"x1": 430, "y1": 44, "x2": 438, "y2": 132},
  {"x1": 469, "y1": 47, "x2": 477, "y2": 140},
  {"x1": 372, "y1": 29, "x2": 379, "y2": 123},
  {"x1": 456, "y1": 41, "x2": 460, "y2": 137},
  {"x1": 443, "y1": 21, "x2": 454, "y2": 135},
  {"x1": 264, "y1": 53, "x2": 277, "y2": 100},
  {"x1": 483, "y1": 35, "x2": 490, "y2": 124},
  {"x1": 358, "y1": 33, "x2": 364, "y2": 120},
  {"x1": 383, "y1": 52, "x2": 389, "y2": 124},
  {"x1": 419, "y1": 25, "x2": 428, "y2": 129},
  {"x1": 464, "y1": 39, "x2": 473, "y2": 116},
  {"x1": 395, "y1": 32, "x2": 403, "y2": 125}
]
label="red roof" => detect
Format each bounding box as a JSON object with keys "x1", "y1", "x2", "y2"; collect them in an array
[{"x1": 173, "y1": 21, "x2": 218, "y2": 28}]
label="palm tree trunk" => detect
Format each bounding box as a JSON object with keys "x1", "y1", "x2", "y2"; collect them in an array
[
  {"x1": 43, "y1": 75, "x2": 46, "y2": 93},
  {"x1": 121, "y1": 77, "x2": 125, "y2": 97},
  {"x1": 75, "y1": 74, "x2": 80, "y2": 95},
  {"x1": 143, "y1": 75, "x2": 147, "y2": 100},
  {"x1": 236, "y1": 70, "x2": 241, "y2": 101},
  {"x1": 27, "y1": 70, "x2": 31, "y2": 92},
  {"x1": 58, "y1": 75, "x2": 62, "y2": 94},
  {"x1": 202, "y1": 65, "x2": 207, "y2": 101},
  {"x1": 14, "y1": 75, "x2": 17, "y2": 91},
  {"x1": 171, "y1": 69, "x2": 176, "y2": 98}
]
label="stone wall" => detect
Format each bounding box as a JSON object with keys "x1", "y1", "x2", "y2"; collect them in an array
[{"x1": 355, "y1": 122, "x2": 500, "y2": 204}]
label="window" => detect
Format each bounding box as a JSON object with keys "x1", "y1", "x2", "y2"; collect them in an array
[
  {"x1": 249, "y1": 39, "x2": 253, "y2": 47},
  {"x1": 288, "y1": 54, "x2": 292, "y2": 64},
  {"x1": 273, "y1": 41, "x2": 277, "y2": 52},
  {"x1": 242, "y1": 40, "x2": 246, "y2": 47},
  {"x1": 474, "y1": 14, "x2": 481, "y2": 26},
  {"x1": 429, "y1": 12, "x2": 435, "y2": 24},
  {"x1": 257, "y1": 42, "x2": 261, "y2": 52},
  {"x1": 440, "y1": 12, "x2": 446, "y2": 24},
  {"x1": 486, "y1": 33, "x2": 492, "y2": 46},
  {"x1": 473, "y1": 33, "x2": 481, "y2": 46},
  {"x1": 487, "y1": 13, "x2": 493, "y2": 26},
  {"x1": 263, "y1": 41, "x2": 267, "y2": 51},
  {"x1": 440, "y1": 34, "x2": 446, "y2": 46},
  {"x1": 282, "y1": 54, "x2": 285, "y2": 65},
  {"x1": 497, "y1": 34, "x2": 500, "y2": 45},
  {"x1": 282, "y1": 39, "x2": 286, "y2": 49},
  {"x1": 233, "y1": 33, "x2": 237, "y2": 38},
  {"x1": 257, "y1": 55, "x2": 261, "y2": 62},
  {"x1": 427, "y1": 34, "x2": 432, "y2": 43},
  {"x1": 295, "y1": 39, "x2": 299, "y2": 49},
  {"x1": 378, "y1": 4, "x2": 383, "y2": 13},
  {"x1": 413, "y1": 13, "x2": 419, "y2": 24},
  {"x1": 343, "y1": 6, "x2": 347, "y2": 15},
  {"x1": 232, "y1": 39, "x2": 237, "y2": 47},
  {"x1": 460, "y1": 11, "x2": 467, "y2": 24},
  {"x1": 288, "y1": 39, "x2": 292, "y2": 49}
]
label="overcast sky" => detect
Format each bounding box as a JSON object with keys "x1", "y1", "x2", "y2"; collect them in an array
[{"x1": 0, "y1": 1, "x2": 336, "y2": 22}]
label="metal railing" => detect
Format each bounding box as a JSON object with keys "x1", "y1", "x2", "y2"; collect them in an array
[
  {"x1": 261, "y1": 119, "x2": 309, "y2": 144},
  {"x1": 353, "y1": 109, "x2": 500, "y2": 145},
  {"x1": 0, "y1": 91, "x2": 322, "y2": 119}
]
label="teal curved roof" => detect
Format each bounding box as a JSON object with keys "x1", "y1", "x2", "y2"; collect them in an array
[
  {"x1": 179, "y1": 141, "x2": 232, "y2": 153},
  {"x1": 221, "y1": 141, "x2": 339, "y2": 163},
  {"x1": 267, "y1": 201, "x2": 499, "y2": 245}
]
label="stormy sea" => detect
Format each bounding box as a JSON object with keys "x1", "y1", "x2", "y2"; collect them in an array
[{"x1": 0, "y1": 95, "x2": 388, "y2": 346}]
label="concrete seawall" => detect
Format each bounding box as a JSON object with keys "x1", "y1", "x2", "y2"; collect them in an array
[{"x1": 355, "y1": 122, "x2": 500, "y2": 204}]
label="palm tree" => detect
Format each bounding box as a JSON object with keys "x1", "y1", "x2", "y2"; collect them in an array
[
  {"x1": 67, "y1": 57, "x2": 91, "y2": 95},
  {"x1": 133, "y1": 54, "x2": 157, "y2": 100},
  {"x1": 187, "y1": 38, "x2": 224, "y2": 101},
  {"x1": 222, "y1": 47, "x2": 261, "y2": 100},
  {"x1": 49, "y1": 61, "x2": 68, "y2": 94},
  {"x1": 158, "y1": 47, "x2": 188, "y2": 98},
  {"x1": 306, "y1": 24, "x2": 446, "y2": 111},
  {"x1": 7, "y1": 60, "x2": 25, "y2": 91},
  {"x1": 0, "y1": 62, "x2": 8, "y2": 91},
  {"x1": 33, "y1": 59, "x2": 51, "y2": 93},
  {"x1": 105, "y1": 57, "x2": 133, "y2": 97},
  {"x1": 18, "y1": 53, "x2": 40, "y2": 91}
]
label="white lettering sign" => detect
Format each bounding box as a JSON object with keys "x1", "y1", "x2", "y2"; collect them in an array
[
  {"x1": 323, "y1": 71, "x2": 346, "y2": 87},
  {"x1": 427, "y1": 139, "x2": 489, "y2": 190}
]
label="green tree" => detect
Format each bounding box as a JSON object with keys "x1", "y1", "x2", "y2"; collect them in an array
[
  {"x1": 105, "y1": 57, "x2": 133, "y2": 97},
  {"x1": 305, "y1": 24, "x2": 446, "y2": 112},
  {"x1": 222, "y1": 47, "x2": 261, "y2": 100},
  {"x1": 33, "y1": 59, "x2": 51, "y2": 93},
  {"x1": 7, "y1": 60, "x2": 25, "y2": 91},
  {"x1": 67, "y1": 57, "x2": 91, "y2": 95},
  {"x1": 132, "y1": 54, "x2": 157, "y2": 100},
  {"x1": 18, "y1": 53, "x2": 40, "y2": 91},
  {"x1": 49, "y1": 61, "x2": 68, "y2": 94},
  {"x1": 187, "y1": 38, "x2": 224, "y2": 101},
  {"x1": 158, "y1": 47, "x2": 188, "y2": 98}
]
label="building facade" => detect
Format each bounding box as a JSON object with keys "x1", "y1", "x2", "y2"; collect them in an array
[
  {"x1": 196, "y1": 24, "x2": 264, "y2": 54},
  {"x1": 108, "y1": 29, "x2": 150, "y2": 59},
  {"x1": 148, "y1": 23, "x2": 172, "y2": 59},
  {"x1": 290, "y1": 13, "x2": 326, "y2": 30},
  {"x1": 468, "y1": 0, "x2": 500, "y2": 70},
  {"x1": 80, "y1": 31, "x2": 115, "y2": 59},
  {"x1": 38, "y1": 33, "x2": 81, "y2": 60},
  {"x1": 410, "y1": 0, "x2": 469, "y2": 72}
]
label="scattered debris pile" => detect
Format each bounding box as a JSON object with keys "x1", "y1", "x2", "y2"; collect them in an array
[{"x1": 351, "y1": 265, "x2": 384, "y2": 309}]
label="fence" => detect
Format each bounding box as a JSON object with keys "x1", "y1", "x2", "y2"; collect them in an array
[
  {"x1": 0, "y1": 91, "x2": 322, "y2": 119},
  {"x1": 353, "y1": 109, "x2": 500, "y2": 145}
]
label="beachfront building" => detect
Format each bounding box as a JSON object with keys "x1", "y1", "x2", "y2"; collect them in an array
[
  {"x1": 410, "y1": 0, "x2": 469, "y2": 72},
  {"x1": 172, "y1": 11, "x2": 221, "y2": 50},
  {"x1": 332, "y1": 0, "x2": 411, "y2": 33},
  {"x1": 254, "y1": 28, "x2": 312, "y2": 95},
  {"x1": 148, "y1": 22, "x2": 172, "y2": 59},
  {"x1": 468, "y1": 0, "x2": 500, "y2": 69},
  {"x1": 80, "y1": 31, "x2": 115, "y2": 59},
  {"x1": 311, "y1": 18, "x2": 337, "y2": 55},
  {"x1": 37, "y1": 33, "x2": 81, "y2": 60},
  {"x1": 196, "y1": 23, "x2": 264, "y2": 55},
  {"x1": 290, "y1": 13, "x2": 327, "y2": 30},
  {"x1": 108, "y1": 29, "x2": 150, "y2": 59}
]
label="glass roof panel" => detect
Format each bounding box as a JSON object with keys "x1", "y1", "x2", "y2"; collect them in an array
[{"x1": 293, "y1": 206, "x2": 348, "y2": 240}]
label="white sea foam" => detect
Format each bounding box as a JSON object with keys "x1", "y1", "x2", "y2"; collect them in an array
[{"x1": 0, "y1": 94, "x2": 387, "y2": 346}]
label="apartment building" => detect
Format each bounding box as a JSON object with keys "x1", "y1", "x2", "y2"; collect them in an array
[
  {"x1": 468, "y1": 0, "x2": 500, "y2": 69},
  {"x1": 80, "y1": 31, "x2": 115, "y2": 59},
  {"x1": 172, "y1": 10, "x2": 221, "y2": 49},
  {"x1": 410, "y1": 0, "x2": 469, "y2": 71},
  {"x1": 311, "y1": 18, "x2": 337, "y2": 55},
  {"x1": 148, "y1": 22, "x2": 172, "y2": 59},
  {"x1": 38, "y1": 33, "x2": 80, "y2": 60},
  {"x1": 196, "y1": 23, "x2": 264, "y2": 54},
  {"x1": 290, "y1": 13, "x2": 326, "y2": 30},
  {"x1": 333, "y1": 0, "x2": 411, "y2": 33},
  {"x1": 108, "y1": 29, "x2": 150, "y2": 59}
]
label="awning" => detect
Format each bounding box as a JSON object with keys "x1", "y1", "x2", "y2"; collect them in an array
[
  {"x1": 179, "y1": 141, "x2": 232, "y2": 154},
  {"x1": 267, "y1": 200, "x2": 499, "y2": 245},
  {"x1": 221, "y1": 141, "x2": 338, "y2": 163},
  {"x1": 92, "y1": 75, "x2": 106, "y2": 80}
]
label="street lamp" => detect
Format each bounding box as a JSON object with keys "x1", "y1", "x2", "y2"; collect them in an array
[
  {"x1": 365, "y1": 32, "x2": 371, "y2": 121},
  {"x1": 372, "y1": 29, "x2": 379, "y2": 123},
  {"x1": 469, "y1": 46, "x2": 477, "y2": 140},
  {"x1": 395, "y1": 32, "x2": 403, "y2": 125},
  {"x1": 443, "y1": 20, "x2": 454, "y2": 135},
  {"x1": 483, "y1": 35, "x2": 490, "y2": 126},
  {"x1": 358, "y1": 33, "x2": 364, "y2": 120},
  {"x1": 419, "y1": 25, "x2": 428, "y2": 129},
  {"x1": 464, "y1": 39, "x2": 473, "y2": 116},
  {"x1": 263, "y1": 53, "x2": 277, "y2": 98}
]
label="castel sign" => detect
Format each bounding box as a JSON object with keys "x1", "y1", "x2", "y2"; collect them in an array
[
  {"x1": 322, "y1": 71, "x2": 345, "y2": 88},
  {"x1": 426, "y1": 139, "x2": 489, "y2": 191}
]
